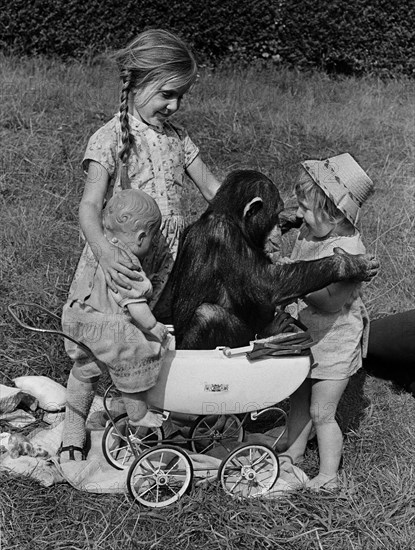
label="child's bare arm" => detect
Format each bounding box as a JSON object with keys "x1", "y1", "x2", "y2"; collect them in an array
[
  {"x1": 304, "y1": 281, "x2": 356, "y2": 312},
  {"x1": 186, "y1": 155, "x2": 220, "y2": 202},
  {"x1": 80, "y1": 161, "x2": 141, "y2": 291}
]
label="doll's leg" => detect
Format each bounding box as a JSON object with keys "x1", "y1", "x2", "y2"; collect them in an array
[
  {"x1": 60, "y1": 369, "x2": 97, "y2": 462},
  {"x1": 121, "y1": 391, "x2": 163, "y2": 428},
  {"x1": 307, "y1": 377, "x2": 349, "y2": 490}
]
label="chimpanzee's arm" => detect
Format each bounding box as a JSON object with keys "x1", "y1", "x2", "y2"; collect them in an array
[
  {"x1": 266, "y1": 248, "x2": 378, "y2": 306},
  {"x1": 171, "y1": 215, "x2": 378, "y2": 329},
  {"x1": 189, "y1": 220, "x2": 378, "y2": 310}
]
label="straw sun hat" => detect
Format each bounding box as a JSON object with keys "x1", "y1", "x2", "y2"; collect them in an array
[{"x1": 301, "y1": 153, "x2": 374, "y2": 226}]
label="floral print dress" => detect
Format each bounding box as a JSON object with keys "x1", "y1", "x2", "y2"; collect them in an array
[{"x1": 72, "y1": 113, "x2": 199, "y2": 318}]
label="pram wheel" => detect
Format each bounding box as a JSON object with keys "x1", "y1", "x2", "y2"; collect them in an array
[
  {"x1": 127, "y1": 445, "x2": 193, "y2": 508},
  {"x1": 189, "y1": 414, "x2": 244, "y2": 453},
  {"x1": 218, "y1": 443, "x2": 279, "y2": 498},
  {"x1": 102, "y1": 413, "x2": 164, "y2": 470}
]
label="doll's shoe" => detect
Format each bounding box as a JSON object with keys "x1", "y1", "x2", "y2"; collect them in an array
[
  {"x1": 128, "y1": 410, "x2": 164, "y2": 429},
  {"x1": 57, "y1": 444, "x2": 86, "y2": 462}
]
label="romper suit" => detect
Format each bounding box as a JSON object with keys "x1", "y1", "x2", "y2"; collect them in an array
[
  {"x1": 290, "y1": 228, "x2": 370, "y2": 380},
  {"x1": 73, "y1": 112, "x2": 200, "y2": 318},
  {"x1": 62, "y1": 240, "x2": 167, "y2": 393}
]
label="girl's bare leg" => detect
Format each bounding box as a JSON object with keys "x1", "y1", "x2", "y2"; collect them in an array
[
  {"x1": 308, "y1": 377, "x2": 349, "y2": 489},
  {"x1": 283, "y1": 379, "x2": 313, "y2": 464}
]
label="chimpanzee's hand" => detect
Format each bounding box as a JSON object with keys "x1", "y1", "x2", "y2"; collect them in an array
[
  {"x1": 278, "y1": 212, "x2": 303, "y2": 234},
  {"x1": 333, "y1": 247, "x2": 379, "y2": 282},
  {"x1": 258, "y1": 308, "x2": 304, "y2": 338}
]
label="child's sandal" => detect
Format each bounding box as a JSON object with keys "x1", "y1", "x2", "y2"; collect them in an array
[
  {"x1": 306, "y1": 474, "x2": 339, "y2": 492},
  {"x1": 57, "y1": 444, "x2": 86, "y2": 461}
]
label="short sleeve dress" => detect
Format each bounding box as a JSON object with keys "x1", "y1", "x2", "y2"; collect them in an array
[
  {"x1": 62, "y1": 242, "x2": 168, "y2": 393},
  {"x1": 290, "y1": 228, "x2": 370, "y2": 380},
  {"x1": 76, "y1": 113, "x2": 199, "y2": 315}
]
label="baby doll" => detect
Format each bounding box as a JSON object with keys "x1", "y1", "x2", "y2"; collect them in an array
[{"x1": 60, "y1": 189, "x2": 170, "y2": 462}]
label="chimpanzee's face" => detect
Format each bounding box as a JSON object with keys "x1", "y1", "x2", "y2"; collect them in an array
[
  {"x1": 212, "y1": 170, "x2": 285, "y2": 249},
  {"x1": 243, "y1": 181, "x2": 284, "y2": 249}
]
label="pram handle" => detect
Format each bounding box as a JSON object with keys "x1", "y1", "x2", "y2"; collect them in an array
[
  {"x1": 7, "y1": 302, "x2": 98, "y2": 362},
  {"x1": 8, "y1": 303, "x2": 175, "y2": 367}
]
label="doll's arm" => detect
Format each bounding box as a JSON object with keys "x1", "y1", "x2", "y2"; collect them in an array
[
  {"x1": 79, "y1": 161, "x2": 142, "y2": 291},
  {"x1": 303, "y1": 281, "x2": 356, "y2": 312},
  {"x1": 127, "y1": 302, "x2": 169, "y2": 343},
  {"x1": 186, "y1": 155, "x2": 220, "y2": 202}
]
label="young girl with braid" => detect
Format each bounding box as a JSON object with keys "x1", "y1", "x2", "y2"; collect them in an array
[{"x1": 60, "y1": 29, "x2": 219, "y2": 461}]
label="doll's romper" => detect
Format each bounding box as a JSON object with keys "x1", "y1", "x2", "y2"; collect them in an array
[
  {"x1": 62, "y1": 249, "x2": 166, "y2": 393},
  {"x1": 290, "y1": 230, "x2": 370, "y2": 380},
  {"x1": 77, "y1": 113, "x2": 199, "y2": 317}
]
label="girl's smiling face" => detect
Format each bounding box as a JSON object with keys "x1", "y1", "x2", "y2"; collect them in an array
[
  {"x1": 296, "y1": 196, "x2": 336, "y2": 239},
  {"x1": 132, "y1": 82, "x2": 188, "y2": 128}
]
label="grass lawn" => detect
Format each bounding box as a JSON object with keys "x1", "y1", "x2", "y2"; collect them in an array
[{"x1": 1, "y1": 55, "x2": 415, "y2": 549}]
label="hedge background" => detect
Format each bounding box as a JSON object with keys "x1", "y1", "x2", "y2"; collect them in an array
[{"x1": 1, "y1": 0, "x2": 414, "y2": 76}]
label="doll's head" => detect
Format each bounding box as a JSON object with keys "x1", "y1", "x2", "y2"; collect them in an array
[{"x1": 103, "y1": 189, "x2": 162, "y2": 259}]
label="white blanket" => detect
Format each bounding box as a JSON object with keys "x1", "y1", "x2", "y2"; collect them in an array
[{"x1": 0, "y1": 399, "x2": 308, "y2": 497}]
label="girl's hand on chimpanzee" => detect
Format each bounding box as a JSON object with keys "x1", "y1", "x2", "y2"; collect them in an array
[{"x1": 98, "y1": 238, "x2": 143, "y2": 292}]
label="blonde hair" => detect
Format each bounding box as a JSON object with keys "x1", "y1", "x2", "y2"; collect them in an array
[
  {"x1": 295, "y1": 168, "x2": 353, "y2": 230},
  {"x1": 112, "y1": 29, "x2": 198, "y2": 188},
  {"x1": 103, "y1": 189, "x2": 162, "y2": 237}
]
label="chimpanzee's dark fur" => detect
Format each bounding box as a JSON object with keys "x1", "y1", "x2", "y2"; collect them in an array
[{"x1": 171, "y1": 170, "x2": 378, "y2": 350}]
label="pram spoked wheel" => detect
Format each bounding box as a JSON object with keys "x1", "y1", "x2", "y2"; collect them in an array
[
  {"x1": 127, "y1": 445, "x2": 193, "y2": 508},
  {"x1": 102, "y1": 413, "x2": 164, "y2": 470},
  {"x1": 189, "y1": 414, "x2": 244, "y2": 453},
  {"x1": 218, "y1": 443, "x2": 279, "y2": 498}
]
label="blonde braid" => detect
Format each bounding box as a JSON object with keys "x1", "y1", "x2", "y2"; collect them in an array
[{"x1": 119, "y1": 68, "x2": 133, "y2": 189}]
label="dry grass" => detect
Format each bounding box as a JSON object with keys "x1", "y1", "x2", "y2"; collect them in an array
[
  {"x1": 1, "y1": 55, "x2": 415, "y2": 549},
  {"x1": 1, "y1": 379, "x2": 415, "y2": 550}
]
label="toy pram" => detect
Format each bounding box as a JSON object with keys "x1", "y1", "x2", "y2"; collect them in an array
[{"x1": 8, "y1": 303, "x2": 312, "y2": 508}]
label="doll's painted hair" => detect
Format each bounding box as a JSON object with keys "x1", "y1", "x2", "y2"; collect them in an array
[
  {"x1": 295, "y1": 168, "x2": 352, "y2": 228},
  {"x1": 112, "y1": 29, "x2": 198, "y2": 188},
  {"x1": 103, "y1": 189, "x2": 162, "y2": 237}
]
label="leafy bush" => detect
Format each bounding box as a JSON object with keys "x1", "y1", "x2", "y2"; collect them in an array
[
  {"x1": 0, "y1": 0, "x2": 281, "y2": 63},
  {"x1": 1, "y1": 0, "x2": 414, "y2": 75},
  {"x1": 278, "y1": 0, "x2": 415, "y2": 76}
]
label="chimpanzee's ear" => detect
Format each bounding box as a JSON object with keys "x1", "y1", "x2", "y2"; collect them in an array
[{"x1": 243, "y1": 197, "x2": 263, "y2": 219}]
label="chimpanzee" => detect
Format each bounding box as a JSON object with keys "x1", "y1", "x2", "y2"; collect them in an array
[{"x1": 171, "y1": 170, "x2": 379, "y2": 350}]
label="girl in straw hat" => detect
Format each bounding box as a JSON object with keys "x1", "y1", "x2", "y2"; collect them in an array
[{"x1": 282, "y1": 153, "x2": 375, "y2": 491}]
